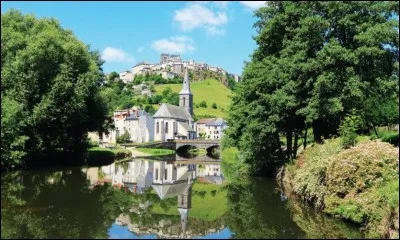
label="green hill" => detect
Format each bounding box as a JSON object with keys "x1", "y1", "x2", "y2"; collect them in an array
[{"x1": 154, "y1": 78, "x2": 232, "y2": 118}]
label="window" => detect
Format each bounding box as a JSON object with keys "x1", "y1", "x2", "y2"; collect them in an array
[
  {"x1": 183, "y1": 97, "x2": 186, "y2": 106},
  {"x1": 217, "y1": 131, "x2": 219, "y2": 134},
  {"x1": 156, "y1": 122, "x2": 159, "y2": 133},
  {"x1": 164, "y1": 169, "x2": 168, "y2": 180},
  {"x1": 155, "y1": 169, "x2": 159, "y2": 180},
  {"x1": 165, "y1": 122, "x2": 169, "y2": 133}
]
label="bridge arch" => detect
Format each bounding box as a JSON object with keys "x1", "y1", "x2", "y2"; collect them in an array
[
  {"x1": 205, "y1": 145, "x2": 219, "y2": 152},
  {"x1": 176, "y1": 144, "x2": 197, "y2": 152}
]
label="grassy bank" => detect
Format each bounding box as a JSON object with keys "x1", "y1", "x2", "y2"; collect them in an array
[
  {"x1": 135, "y1": 148, "x2": 175, "y2": 156},
  {"x1": 280, "y1": 138, "x2": 399, "y2": 238},
  {"x1": 154, "y1": 78, "x2": 232, "y2": 118},
  {"x1": 220, "y1": 147, "x2": 249, "y2": 182},
  {"x1": 87, "y1": 147, "x2": 131, "y2": 165}
]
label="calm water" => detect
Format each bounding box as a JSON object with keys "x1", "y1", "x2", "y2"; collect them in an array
[{"x1": 1, "y1": 154, "x2": 363, "y2": 239}]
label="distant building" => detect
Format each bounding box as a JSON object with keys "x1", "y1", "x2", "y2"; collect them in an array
[
  {"x1": 195, "y1": 118, "x2": 215, "y2": 138},
  {"x1": 204, "y1": 118, "x2": 228, "y2": 140},
  {"x1": 161, "y1": 71, "x2": 177, "y2": 79},
  {"x1": 160, "y1": 53, "x2": 182, "y2": 63},
  {"x1": 119, "y1": 71, "x2": 133, "y2": 83}
]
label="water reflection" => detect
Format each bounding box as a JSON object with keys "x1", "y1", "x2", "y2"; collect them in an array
[{"x1": 1, "y1": 156, "x2": 362, "y2": 239}]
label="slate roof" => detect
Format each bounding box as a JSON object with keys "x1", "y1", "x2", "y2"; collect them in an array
[
  {"x1": 153, "y1": 103, "x2": 193, "y2": 121},
  {"x1": 178, "y1": 122, "x2": 195, "y2": 132},
  {"x1": 205, "y1": 118, "x2": 225, "y2": 126},
  {"x1": 196, "y1": 118, "x2": 215, "y2": 124},
  {"x1": 125, "y1": 110, "x2": 149, "y2": 121}
]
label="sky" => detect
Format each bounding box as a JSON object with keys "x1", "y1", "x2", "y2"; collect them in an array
[{"x1": 1, "y1": 1, "x2": 268, "y2": 75}]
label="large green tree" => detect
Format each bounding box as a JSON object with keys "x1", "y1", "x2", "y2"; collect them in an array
[
  {"x1": 224, "y1": 1, "x2": 399, "y2": 176},
  {"x1": 1, "y1": 10, "x2": 109, "y2": 170}
]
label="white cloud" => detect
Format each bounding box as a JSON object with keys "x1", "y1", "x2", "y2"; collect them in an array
[
  {"x1": 174, "y1": 3, "x2": 228, "y2": 35},
  {"x1": 151, "y1": 36, "x2": 195, "y2": 54},
  {"x1": 239, "y1": 1, "x2": 267, "y2": 10},
  {"x1": 101, "y1": 47, "x2": 135, "y2": 63},
  {"x1": 206, "y1": 26, "x2": 226, "y2": 36}
]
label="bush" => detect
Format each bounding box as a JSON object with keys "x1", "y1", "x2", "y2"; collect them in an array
[
  {"x1": 339, "y1": 113, "x2": 361, "y2": 149},
  {"x1": 212, "y1": 103, "x2": 217, "y2": 109},
  {"x1": 116, "y1": 131, "x2": 130, "y2": 143},
  {"x1": 199, "y1": 101, "x2": 207, "y2": 108}
]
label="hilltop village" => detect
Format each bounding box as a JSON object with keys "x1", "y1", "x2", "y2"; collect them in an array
[
  {"x1": 118, "y1": 53, "x2": 241, "y2": 84},
  {"x1": 90, "y1": 67, "x2": 228, "y2": 145}
]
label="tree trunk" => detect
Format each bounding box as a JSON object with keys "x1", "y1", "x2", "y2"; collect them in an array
[
  {"x1": 286, "y1": 130, "x2": 293, "y2": 160},
  {"x1": 275, "y1": 132, "x2": 284, "y2": 160},
  {"x1": 293, "y1": 132, "x2": 299, "y2": 159},
  {"x1": 303, "y1": 128, "x2": 308, "y2": 150}
]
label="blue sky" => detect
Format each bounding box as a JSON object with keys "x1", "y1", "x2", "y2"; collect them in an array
[{"x1": 1, "y1": 1, "x2": 267, "y2": 75}]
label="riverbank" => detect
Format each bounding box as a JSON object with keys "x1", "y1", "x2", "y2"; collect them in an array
[{"x1": 277, "y1": 138, "x2": 399, "y2": 239}]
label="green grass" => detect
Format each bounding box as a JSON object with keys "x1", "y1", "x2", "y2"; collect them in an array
[
  {"x1": 87, "y1": 146, "x2": 131, "y2": 165},
  {"x1": 154, "y1": 78, "x2": 232, "y2": 118},
  {"x1": 150, "y1": 182, "x2": 228, "y2": 221},
  {"x1": 135, "y1": 148, "x2": 175, "y2": 156}
]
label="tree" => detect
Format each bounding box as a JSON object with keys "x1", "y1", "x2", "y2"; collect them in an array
[
  {"x1": 116, "y1": 130, "x2": 130, "y2": 143},
  {"x1": 199, "y1": 101, "x2": 207, "y2": 108},
  {"x1": 224, "y1": 2, "x2": 399, "y2": 176},
  {"x1": 1, "y1": 9, "x2": 109, "y2": 169},
  {"x1": 212, "y1": 103, "x2": 218, "y2": 109},
  {"x1": 339, "y1": 112, "x2": 361, "y2": 149},
  {"x1": 108, "y1": 71, "x2": 119, "y2": 81}
]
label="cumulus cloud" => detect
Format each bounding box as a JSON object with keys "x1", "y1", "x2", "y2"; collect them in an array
[
  {"x1": 151, "y1": 36, "x2": 195, "y2": 54},
  {"x1": 174, "y1": 3, "x2": 228, "y2": 36},
  {"x1": 239, "y1": 1, "x2": 267, "y2": 10},
  {"x1": 101, "y1": 47, "x2": 135, "y2": 63}
]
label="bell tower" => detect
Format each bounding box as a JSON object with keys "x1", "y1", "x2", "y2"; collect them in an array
[{"x1": 179, "y1": 67, "x2": 193, "y2": 116}]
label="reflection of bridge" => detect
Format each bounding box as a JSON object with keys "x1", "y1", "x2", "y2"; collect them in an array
[
  {"x1": 175, "y1": 154, "x2": 220, "y2": 162},
  {"x1": 174, "y1": 140, "x2": 220, "y2": 151}
]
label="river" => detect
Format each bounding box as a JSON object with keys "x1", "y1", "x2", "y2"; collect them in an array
[{"x1": 1, "y1": 153, "x2": 363, "y2": 239}]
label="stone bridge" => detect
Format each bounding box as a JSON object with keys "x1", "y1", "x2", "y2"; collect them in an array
[{"x1": 174, "y1": 139, "x2": 220, "y2": 152}]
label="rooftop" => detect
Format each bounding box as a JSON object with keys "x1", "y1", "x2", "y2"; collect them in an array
[{"x1": 153, "y1": 103, "x2": 193, "y2": 121}]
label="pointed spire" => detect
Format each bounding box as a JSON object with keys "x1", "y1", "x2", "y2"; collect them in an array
[{"x1": 179, "y1": 67, "x2": 191, "y2": 95}]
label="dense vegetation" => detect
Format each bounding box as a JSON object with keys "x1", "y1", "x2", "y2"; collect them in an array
[
  {"x1": 280, "y1": 139, "x2": 399, "y2": 238},
  {"x1": 1, "y1": 10, "x2": 109, "y2": 170},
  {"x1": 223, "y1": 1, "x2": 399, "y2": 176}
]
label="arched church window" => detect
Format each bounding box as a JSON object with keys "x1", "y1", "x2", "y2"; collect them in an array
[
  {"x1": 165, "y1": 122, "x2": 169, "y2": 133},
  {"x1": 156, "y1": 122, "x2": 159, "y2": 133}
]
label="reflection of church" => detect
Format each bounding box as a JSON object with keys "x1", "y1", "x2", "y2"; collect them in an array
[{"x1": 152, "y1": 161, "x2": 195, "y2": 238}]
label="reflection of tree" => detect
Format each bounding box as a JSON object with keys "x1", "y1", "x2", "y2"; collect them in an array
[
  {"x1": 1, "y1": 168, "x2": 134, "y2": 239},
  {"x1": 285, "y1": 200, "x2": 363, "y2": 239}
]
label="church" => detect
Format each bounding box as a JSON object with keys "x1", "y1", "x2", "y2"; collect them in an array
[{"x1": 153, "y1": 67, "x2": 196, "y2": 141}]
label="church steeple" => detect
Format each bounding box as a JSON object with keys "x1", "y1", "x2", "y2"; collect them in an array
[{"x1": 179, "y1": 67, "x2": 193, "y2": 115}]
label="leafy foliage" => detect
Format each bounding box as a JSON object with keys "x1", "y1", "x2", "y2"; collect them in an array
[
  {"x1": 338, "y1": 112, "x2": 362, "y2": 148},
  {"x1": 116, "y1": 130, "x2": 130, "y2": 143},
  {"x1": 224, "y1": 1, "x2": 399, "y2": 176},
  {"x1": 1, "y1": 9, "x2": 109, "y2": 169}
]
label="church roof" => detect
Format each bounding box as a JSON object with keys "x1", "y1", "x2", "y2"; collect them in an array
[
  {"x1": 152, "y1": 181, "x2": 191, "y2": 200},
  {"x1": 179, "y1": 68, "x2": 192, "y2": 95},
  {"x1": 153, "y1": 103, "x2": 193, "y2": 121},
  {"x1": 178, "y1": 122, "x2": 195, "y2": 132}
]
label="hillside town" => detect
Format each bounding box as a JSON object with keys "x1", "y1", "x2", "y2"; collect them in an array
[
  {"x1": 118, "y1": 53, "x2": 241, "y2": 84},
  {"x1": 90, "y1": 67, "x2": 228, "y2": 145}
]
